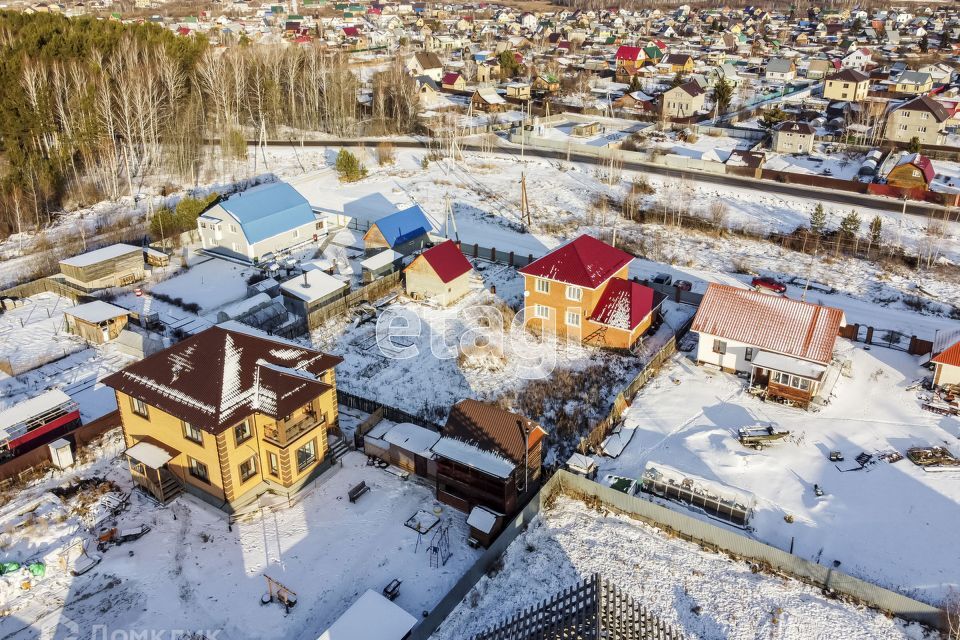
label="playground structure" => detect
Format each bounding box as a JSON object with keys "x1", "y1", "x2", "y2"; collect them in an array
[{"x1": 262, "y1": 574, "x2": 298, "y2": 612}]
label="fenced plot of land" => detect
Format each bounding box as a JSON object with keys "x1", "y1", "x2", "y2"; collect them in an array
[
  {"x1": 0, "y1": 451, "x2": 481, "y2": 640},
  {"x1": 0, "y1": 293, "x2": 85, "y2": 376}
]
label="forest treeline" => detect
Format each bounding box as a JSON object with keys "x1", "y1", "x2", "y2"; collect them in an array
[{"x1": 0, "y1": 12, "x2": 419, "y2": 240}]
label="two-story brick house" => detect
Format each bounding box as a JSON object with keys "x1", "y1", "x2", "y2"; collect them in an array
[
  {"x1": 104, "y1": 324, "x2": 342, "y2": 512},
  {"x1": 519, "y1": 234, "x2": 665, "y2": 350}
]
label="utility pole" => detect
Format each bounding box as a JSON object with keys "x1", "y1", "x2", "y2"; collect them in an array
[{"x1": 520, "y1": 172, "x2": 531, "y2": 227}]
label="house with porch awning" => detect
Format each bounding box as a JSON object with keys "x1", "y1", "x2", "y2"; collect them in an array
[{"x1": 691, "y1": 284, "x2": 846, "y2": 409}]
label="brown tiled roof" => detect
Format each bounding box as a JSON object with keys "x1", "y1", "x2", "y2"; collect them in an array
[
  {"x1": 443, "y1": 399, "x2": 546, "y2": 465},
  {"x1": 895, "y1": 95, "x2": 949, "y2": 122},
  {"x1": 103, "y1": 325, "x2": 342, "y2": 434},
  {"x1": 691, "y1": 284, "x2": 845, "y2": 365},
  {"x1": 826, "y1": 68, "x2": 869, "y2": 83}
]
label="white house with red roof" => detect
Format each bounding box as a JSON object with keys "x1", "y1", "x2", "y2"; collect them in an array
[
  {"x1": 932, "y1": 341, "x2": 960, "y2": 388},
  {"x1": 519, "y1": 234, "x2": 665, "y2": 350},
  {"x1": 404, "y1": 240, "x2": 475, "y2": 306},
  {"x1": 691, "y1": 284, "x2": 846, "y2": 409}
]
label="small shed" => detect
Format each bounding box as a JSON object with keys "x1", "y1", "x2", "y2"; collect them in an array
[
  {"x1": 571, "y1": 121, "x2": 602, "y2": 137},
  {"x1": 63, "y1": 301, "x2": 130, "y2": 344},
  {"x1": 361, "y1": 249, "x2": 405, "y2": 283},
  {"x1": 365, "y1": 422, "x2": 440, "y2": 477},
  {"x1": 58, "y1": 244, "x2": 144, "y2": 291},
  {"x1": 143, "y1": 247, "x2": 170, "y2": 267},
  {"x1": 318, "y1": 590, "x2": 417, "y2": 640},
  {"x1": 565, "y1": 452, "x2": 598, "y2": 479},
  {"x1": 404, "y1": 240, "x2": 474, "y2": 306},
  {"x1": 466, "y1": 505, "x2": 502, "y2": 548},
  {"x1": 364, "y1": 205, "x2": 432, "y2": 256},
  {"x1": 279, "y1": 270, "x2": 349, "y2": 317}
]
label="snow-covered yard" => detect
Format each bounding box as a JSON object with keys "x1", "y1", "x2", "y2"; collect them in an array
[
  {"x1": 431, "y1": 495, "x2": 928, "y2": 640},
  {"x1": 1, "y1": 450, "x2": 480, "y2": 640},
  {"x1": 595, "y1": 342, "x2": 960, "y2": 606},
  {"x1": 764, "y1": 148, "x2": 867, "y2": 181},
  {"x1": 0, "y1": 293, "x2": 85, "y2": 376}
]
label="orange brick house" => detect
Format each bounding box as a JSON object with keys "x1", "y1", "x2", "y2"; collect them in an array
[{"x1": 518, "y1": 235, "x2": 665, "y2": 350}]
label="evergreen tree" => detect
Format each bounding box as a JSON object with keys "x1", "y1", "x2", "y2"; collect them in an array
[
  {"x1": 810, "y1": 203, "x2": 827, "y2": 236},
  {"x1": 919, "y1": 34, "x2": 929, "y2": 53},
  {"x1": 839, "y1": 210, "x2": 861, "y2": 238},
  {"x1": 908, "y1": 137, "x2": 922, "y2": 154},
  {"x1": 869, "y1": 215, "x2": 883, "y2": 249},
  {"x1": 669, "y1": 70, "x2": 686, "y2": 88},
  {"x1": 335, "y1": 149, "x2": 367, "y2": 182},
  {"x1": 629, "y1": 74, "x2": 643, "y2": 93},
  {"x1": 712, "y1": 76, "x2": 733, "y2": 115}
]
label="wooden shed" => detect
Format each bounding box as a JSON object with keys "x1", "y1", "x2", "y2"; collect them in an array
[
  {"x1": 58, "y1": 244, "x2": 144, "y2": 291},
  {"x1": 571, "y1": 121, "x2": 602, "y2": 137},
  {"x1": 63, "y1": 301, "x2": 130, "y2": 344},
  {"x1": 279, "y1": 270, "x2": 349, "y2": 317},
  {"x1": 466, "y1": 505, "x2": 503, "y2": 548},
  {"x1": 363, "y1": 421, "x2": 440, "y2": 478}
]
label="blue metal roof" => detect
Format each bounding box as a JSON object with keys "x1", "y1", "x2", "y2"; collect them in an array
[
  {"x1": 372, "y1": 205, "x2": 431, "y2": 247},
  {"x1": 217, "y1": 182, "x2": 315, "y2": 245}
]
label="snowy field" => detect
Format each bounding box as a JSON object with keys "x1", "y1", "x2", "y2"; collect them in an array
[
  {"x1": 431, "y1": 495, "x2": 929, "y2": 640},
  {"x1": 764, "y1": 148, "x2": 867, "y2": 181},
  {"x1": 0, "y1": 450, "x2": 480, "y2": 640},
  {"x1": 0, "y1": 293, "x2": 85, "y2": 376},
  {"x1": 596, "y1": 342, "x2": 960, "y2": 606}
]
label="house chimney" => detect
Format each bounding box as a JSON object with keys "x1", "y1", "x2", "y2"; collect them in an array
[{"x1": 302, "y1": 270, "x2": 310, "y2": 288}]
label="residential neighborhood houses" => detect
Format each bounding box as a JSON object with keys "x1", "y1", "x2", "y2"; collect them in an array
[{"x1": 2, "y1": 1, "x2": 960, "y2": 639}]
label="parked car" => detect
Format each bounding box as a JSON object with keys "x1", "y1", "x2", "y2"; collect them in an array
[
  {"x1": 674, "y1": 280, "x2": 693, "y2": 292},
  {"x1": 651, "y1": 272, "x2": 672, "y2": 286},
  {"x1": 751, "y1": 276, "x2": 787, "y2": 294}
]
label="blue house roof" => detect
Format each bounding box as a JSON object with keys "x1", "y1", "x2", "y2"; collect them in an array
[
  {"x1": 372, "y1": 205, "x2": 432, "y2": 247},
  {"x1": 216, "y1": 182, "x2": 315, "y2": 245}
]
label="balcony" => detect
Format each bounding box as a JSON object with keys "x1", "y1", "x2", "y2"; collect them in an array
[{"x1": 263, "y1": 411, "x2": 325, "y2": 447}]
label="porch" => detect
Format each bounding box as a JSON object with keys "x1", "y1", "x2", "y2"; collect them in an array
[
  {"x1": 749, "y1": 351, "x2": 826, "y2": 410},
  {"x1": 126, "y1": 440, "x2": 183, "y2": 504}
]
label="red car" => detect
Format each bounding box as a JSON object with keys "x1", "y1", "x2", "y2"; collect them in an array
[{"x1": 751, "y1": 276, "x2": 787, "y2": 294}]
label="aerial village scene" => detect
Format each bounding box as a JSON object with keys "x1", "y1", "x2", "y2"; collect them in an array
[{"x1": 0, "y1": 0, "x2": 959, "y2": 638}]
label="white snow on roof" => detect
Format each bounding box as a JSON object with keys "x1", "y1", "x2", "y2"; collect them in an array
[
  {"x1": 318, "y1": 590, "x2": 417, "y2": 640},
  {"x1": 750, "y1": 351, "x2": 827, "y2": 379},
  {"x1": 466, "y1": 505, "x2": 499, "y2": 534},
  {"x1": 361, "y1": 249, "x2": 403, "y2": 271},
  {"x1": 566, "y1": 452, "x2": 597, "y2": 474},
  {"x1": 280, "y1": 270, "x2": 349, "y2": 302},
  {"x1": 381, "y1": 422, "x2": 440, "y2": 456},
  {"x1": 64, "y1": 300, "x2": 129, "y2": 324},
  {"x1": 59, "y1": 243, "x2": 141, "y2": 268},
  {"x1": 431, "y1": 437, "x2": 515, "y2": 479},
  {"x1": 125, "y1": 441, "x2": 174, "y2": 469},
  {"x1": 0, "y1": 389, "x2": 72, "y2": 437}
]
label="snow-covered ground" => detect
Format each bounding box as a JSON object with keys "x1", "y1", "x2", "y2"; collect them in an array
[
  {"x1": 431, "y1": 495, "x2": 929, "y2": 640},
  {"x1": 595, "y1": 342, "x2": 960, "y2": 606},
  {"x1": 0, "y1": 449, "x2": 480, "y2": 640},
  {"x1": 0, "y1": 293, "x2": 86, "y2": 376},
  {"x1": 764, "y1": 148, "x2": 867, "y2": 181}
]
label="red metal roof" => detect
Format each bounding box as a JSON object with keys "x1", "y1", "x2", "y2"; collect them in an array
[
  {"x1": 615, "y1": 45, "x2": 643, "y2": 60},
  {"x1": 589, "y1": 278, "x2": 663, "y2": 331},
  {"x1": 418, "y1": 240, "x2": 473, "y2": 283},
  {"x1": 442, "y1": 72, "x2": 461, "y2": 85},
  {"x1": 933, "y1": 341, "x2": 960, "y2": 368},
  {"x1": 691, "y1": 284, "x2": 845, "y2": 365},
  {"x1": 519, "y1": 234, "x2": 633, "y2": 289}
]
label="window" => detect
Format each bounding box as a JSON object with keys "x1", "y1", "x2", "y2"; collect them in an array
[
  {"x1": 566, "y1": 310, "x2": 581, "y2": 327},
  {"x1": 129, "y1": 397, "x2": 149, "y2": 419},
  {"x1": 228, "y1": 224, "x2": 238, "y2": 233},
  {"x1": 231, "y1": 242, "x2": 239, "y2": 252},
  {"x1": 316, "y1": 222, "x2": 324, "y2": 230},
  {"x1": 744, "y1": 347, "x2": 754, "y2": 362},
  {"x1": 899, "y1": 124, "x2": 909, "y2": 131},
  {"x1": 712, "y1": 339, "x2": 727, "y2": 355},
  {"x1": 268, "y1": 452, "x2": 280, "y2": 477},
  {"x1": 534, "y1": 304, "x2": 550, "y2": 319},
  {"x1": 535, "y1": 278, "x2": 550, "y2": 294},
  {"x1": 293, "y1": 229, "x2": 300, "y2": 238},
  {"x1": 183, "y1": 421, "x2": 204, "y2": 445},
  {"x1": 234, "y1": 420, "x2": 252, "y2": 446},
  {"x1": 913, "y1": 170, "x2": 921, "y2": 177},
  {"x1": 296, "y1": 440, "x2": 317, "y2": 471},
  {"x1": 238, "y1": 455, "x2": 258, "y2": 483},
  {"x1": 566, "y1": 285, "x2": 583, "y2": 301},
  {"x1": 843, "y1": 82, "x2": 850, "y2": 88},
  {"x1": 920, "y1": 112, "x2": 929, "y2": 120},
  {"x1": 199, "y1": 222, "x2": 207, "y2": 229},
  {"x1": 187, "y1": 457, "x2": 209, "y2": 483}
]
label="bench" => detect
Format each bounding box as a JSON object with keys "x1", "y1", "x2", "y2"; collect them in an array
[
  {"x1": 348, "y1": 481, "x2": 370, "y2": 503},
  {"x1": 383, "y1": 578, "x2": 402, "y2": 601}
]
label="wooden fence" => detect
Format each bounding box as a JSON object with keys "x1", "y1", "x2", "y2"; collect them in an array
[
  {"x1": 839, "y1": 323, "x2": 934, "y2": 355},
  {"x1": 470, "y1": 573, "x2": 683, "y2": 640},
  {"x1": 578, "y1": 317, "x2": 696, "y2": 454},
  {"x1": 306, "y1": 271, "x2": 403, "y2": 331},
  {"x1": 338, "y1": 389, "x2": 444, "y2": 434},
  {"x1": 0, "y1": 277, "x2": 93, "y2": 304}
]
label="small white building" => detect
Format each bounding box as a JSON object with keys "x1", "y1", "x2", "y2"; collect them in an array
[
  {"x1": 198, "y1": 182, "x2": 325, "y2": 263},
  {"x1": 318, "y1": 590, "x2": 417, "y2": 640},
  {"x1": 279, "y1": 270, "x2": 349, "y2": 317}
]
